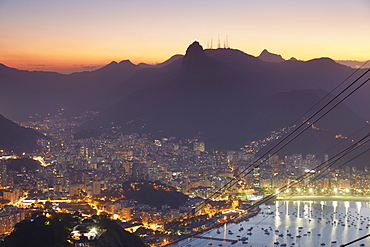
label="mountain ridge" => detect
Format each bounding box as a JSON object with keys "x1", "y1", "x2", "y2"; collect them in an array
[
  {"x1": 1, "y1": 42, "x2": 369, "y2": 166},
  {"x1": 258, "y1": 49, "x2": 285, "y2": 63},
  {"x1": 0, "y1": 114, "x2": 46, "y2": 153},
  {"x1": 82, "y1": 43, "x2": 368, "y2": 168}
]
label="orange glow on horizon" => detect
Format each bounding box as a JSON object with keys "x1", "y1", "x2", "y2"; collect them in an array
[
  {"x1": 0, "y1": 0, "x2": 369, "y2": 73},
  {"x1": 2, "y1": 43, "x2": 369, "y2": 74},
  {"x1": 0, "y1": 51, "x2": 174, "y2": 74}
]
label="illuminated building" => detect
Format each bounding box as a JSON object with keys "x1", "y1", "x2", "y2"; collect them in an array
[
  {"x1": 193, "y1": 141, "x2": 205, "y2": 152},
  {"x1": 0, "y1": 207, "x2": 25, "y2": 235},
  {"x1": 3, "y1": 189, "x2": 20, "y2": 203},
  {"x1": 92, "y1": 181, "x2": 101, "y2": 195},
  {"x1": 0, "y1": 164, "x2": 7, "y2": 188},
  {"x1": 252, "y1": 167, "x2": 261, "y2": 188}
]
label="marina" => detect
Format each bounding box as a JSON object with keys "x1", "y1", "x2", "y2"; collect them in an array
[{"x1": 171, "y1": 200, "x2": 370, "y2": 247}]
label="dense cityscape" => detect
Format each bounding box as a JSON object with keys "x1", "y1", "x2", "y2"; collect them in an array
[
  {"x1": 0, "y1": 110, "x2": 369, "y2": 246},
  {"x1": 1, "y1": 0, "x2": 369, "y2": 246}
]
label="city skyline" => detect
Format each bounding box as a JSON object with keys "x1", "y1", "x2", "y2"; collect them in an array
[
  {"x1": 1, "y1": 0, "x2": 369, "y2": 73},
  {"x1": 1, "y1": 1, "x2": 370, "y2": 245}
]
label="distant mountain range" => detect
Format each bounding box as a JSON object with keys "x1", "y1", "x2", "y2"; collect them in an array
[
  {"x1": 84, "y1": 42, "x2": 368, "y2": 164},
  {"x1": 0, "y1": 42, "x2": 369, "y2": 165},
  {"x1": 0, "y1": 114, "x2": 45, "y2": 153},
  {"x1": 257, "y1": 49, "x2": 369, "y2": 70},
  {"x1": 258, "y1": 49, "x2": 285, "y2": 63}
]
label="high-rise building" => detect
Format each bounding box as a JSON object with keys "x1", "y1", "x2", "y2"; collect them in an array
[
  {"x1": 131, "y1": 161, "x2": 144, "y2": 180},
  {"x1": 0, "y1": 164, "x2": 7, "y2": 188},
  {"x1": 193, "y1": 141, "x2": 205, "y2": 152},
  {"x1": 252, "y1": 167, "x2": 261, "y2": 188},
  {"x1": 92, "y1": 181, "x2": 101, "y2": 195}
]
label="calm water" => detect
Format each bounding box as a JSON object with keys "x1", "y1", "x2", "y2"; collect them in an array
[{"x1": 172, "y1": 200, "x2": 370, "y2": 247}]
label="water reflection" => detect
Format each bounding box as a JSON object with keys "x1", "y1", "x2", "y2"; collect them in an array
[
  {"x1": 174, "y1": 200, "x2": 370, "y2": 247},
  {"x1": 333, "y1": 200, "x2": 338, "y2": 213}
]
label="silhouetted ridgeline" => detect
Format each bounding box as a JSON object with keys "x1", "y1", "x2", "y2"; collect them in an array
[
  {"x1": 103, "y1": 181, "x2": 189, "y2": 209},
  {"x1": 0, "y1": 213, "x2": 145, "y2": 247},
  {"x1": 0, "y1": 42, "x2": 368, "y2": 120},
  {"x1": 1, "y1": 42, "x2": 369, "y2": 165},
  {"x1": 0, "y1": 114, "x2": 45, "y2": 154},
  {"x1": 83, "y1": 42, "x2": 367, "y2": 166}
]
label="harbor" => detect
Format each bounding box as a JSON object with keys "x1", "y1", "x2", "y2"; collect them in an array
[{"x1": 171, "y1": 200, "x2": 370, "y2": 247}]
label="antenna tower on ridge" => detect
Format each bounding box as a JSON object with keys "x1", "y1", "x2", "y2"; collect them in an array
[{"x1": 218, "y1": 34, "x2": 220, "y2": 48}]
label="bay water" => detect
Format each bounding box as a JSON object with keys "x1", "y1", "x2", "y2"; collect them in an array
[{"x1": 173, "y1": 199, "x2": 370, "y2": 247}]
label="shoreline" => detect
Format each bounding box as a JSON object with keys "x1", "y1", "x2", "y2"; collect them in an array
[{"x1": 277, "y1": 195, "x2": 370, "y2": 201}]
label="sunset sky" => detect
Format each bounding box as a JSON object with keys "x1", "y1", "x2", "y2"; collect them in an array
[{"x1": 1, "y1": 0, "x2": 369, "y2": 73}]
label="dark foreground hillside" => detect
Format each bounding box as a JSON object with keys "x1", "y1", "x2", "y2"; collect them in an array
[
  {"x1": 0, "y1": 114, "x2": 45, "y2": 153},
  {"x1": 0, "y1": 213, "x2": 145, "y2": 247}
]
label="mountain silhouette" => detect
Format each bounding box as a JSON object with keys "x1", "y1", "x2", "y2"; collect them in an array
[
  {"x1": 83, "y1": 42, "x2": 368, "y2": 167},
  {"x1": 1, "y1": 44, "x2": 369, "y2": 120},
  {"x1": 0, "y1": 60, "x2": 140, "y2": 120},
  {"x1": 0, "y1": 114, "x2": 45, "y2": 153},
  {"x1": 138, "y1": 54, "x2": 183, "y2": 68},
  {"x1": 253, "y1": 89, "x2": 367, "y2": 156},
  {"x1": 258, "y1": 49, "x2": 285, "y2": 63},
  {"x1": 1, "y1": 41, "x2": 369, "y2": 166}
]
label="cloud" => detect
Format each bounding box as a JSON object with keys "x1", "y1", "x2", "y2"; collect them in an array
[
  {"x1": 72, "y1": 64, "x2": 103, "y2": 71},
  {"x1": 335, "y1": 60, "x2": 370, "y2": 69},
  {"x1": 28, "y1": 64, "x2": 47, "y2": 67},
  {"x1": 83, "y1": 65, "x2": 100, "y2": 70}
]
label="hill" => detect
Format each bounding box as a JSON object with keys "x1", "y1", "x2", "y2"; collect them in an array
[
  {"x1": 258, "y1": 49, "x2": 285, "y2": 63},
  {"x1": 1, "y1": 43, "x2": 369, "y2": 121},
  {"x1": 0, "y1": 114, "x2": 45, "y2": 153},
  {"x1": 105, "y1": 181, "x2": 188, "y2": 209},
  {"x1": 85, "y1": 42, "x2": 368, "y2": 165},
  {"x1": 0, "y1": 61, "x2": 140, "y2": 120},
  {"x1": 1, "y1": 41, "x2": 369, "y2": 166},
  {"x1": 0, "y1": 213, "x2": 145, "y2": 247}
]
